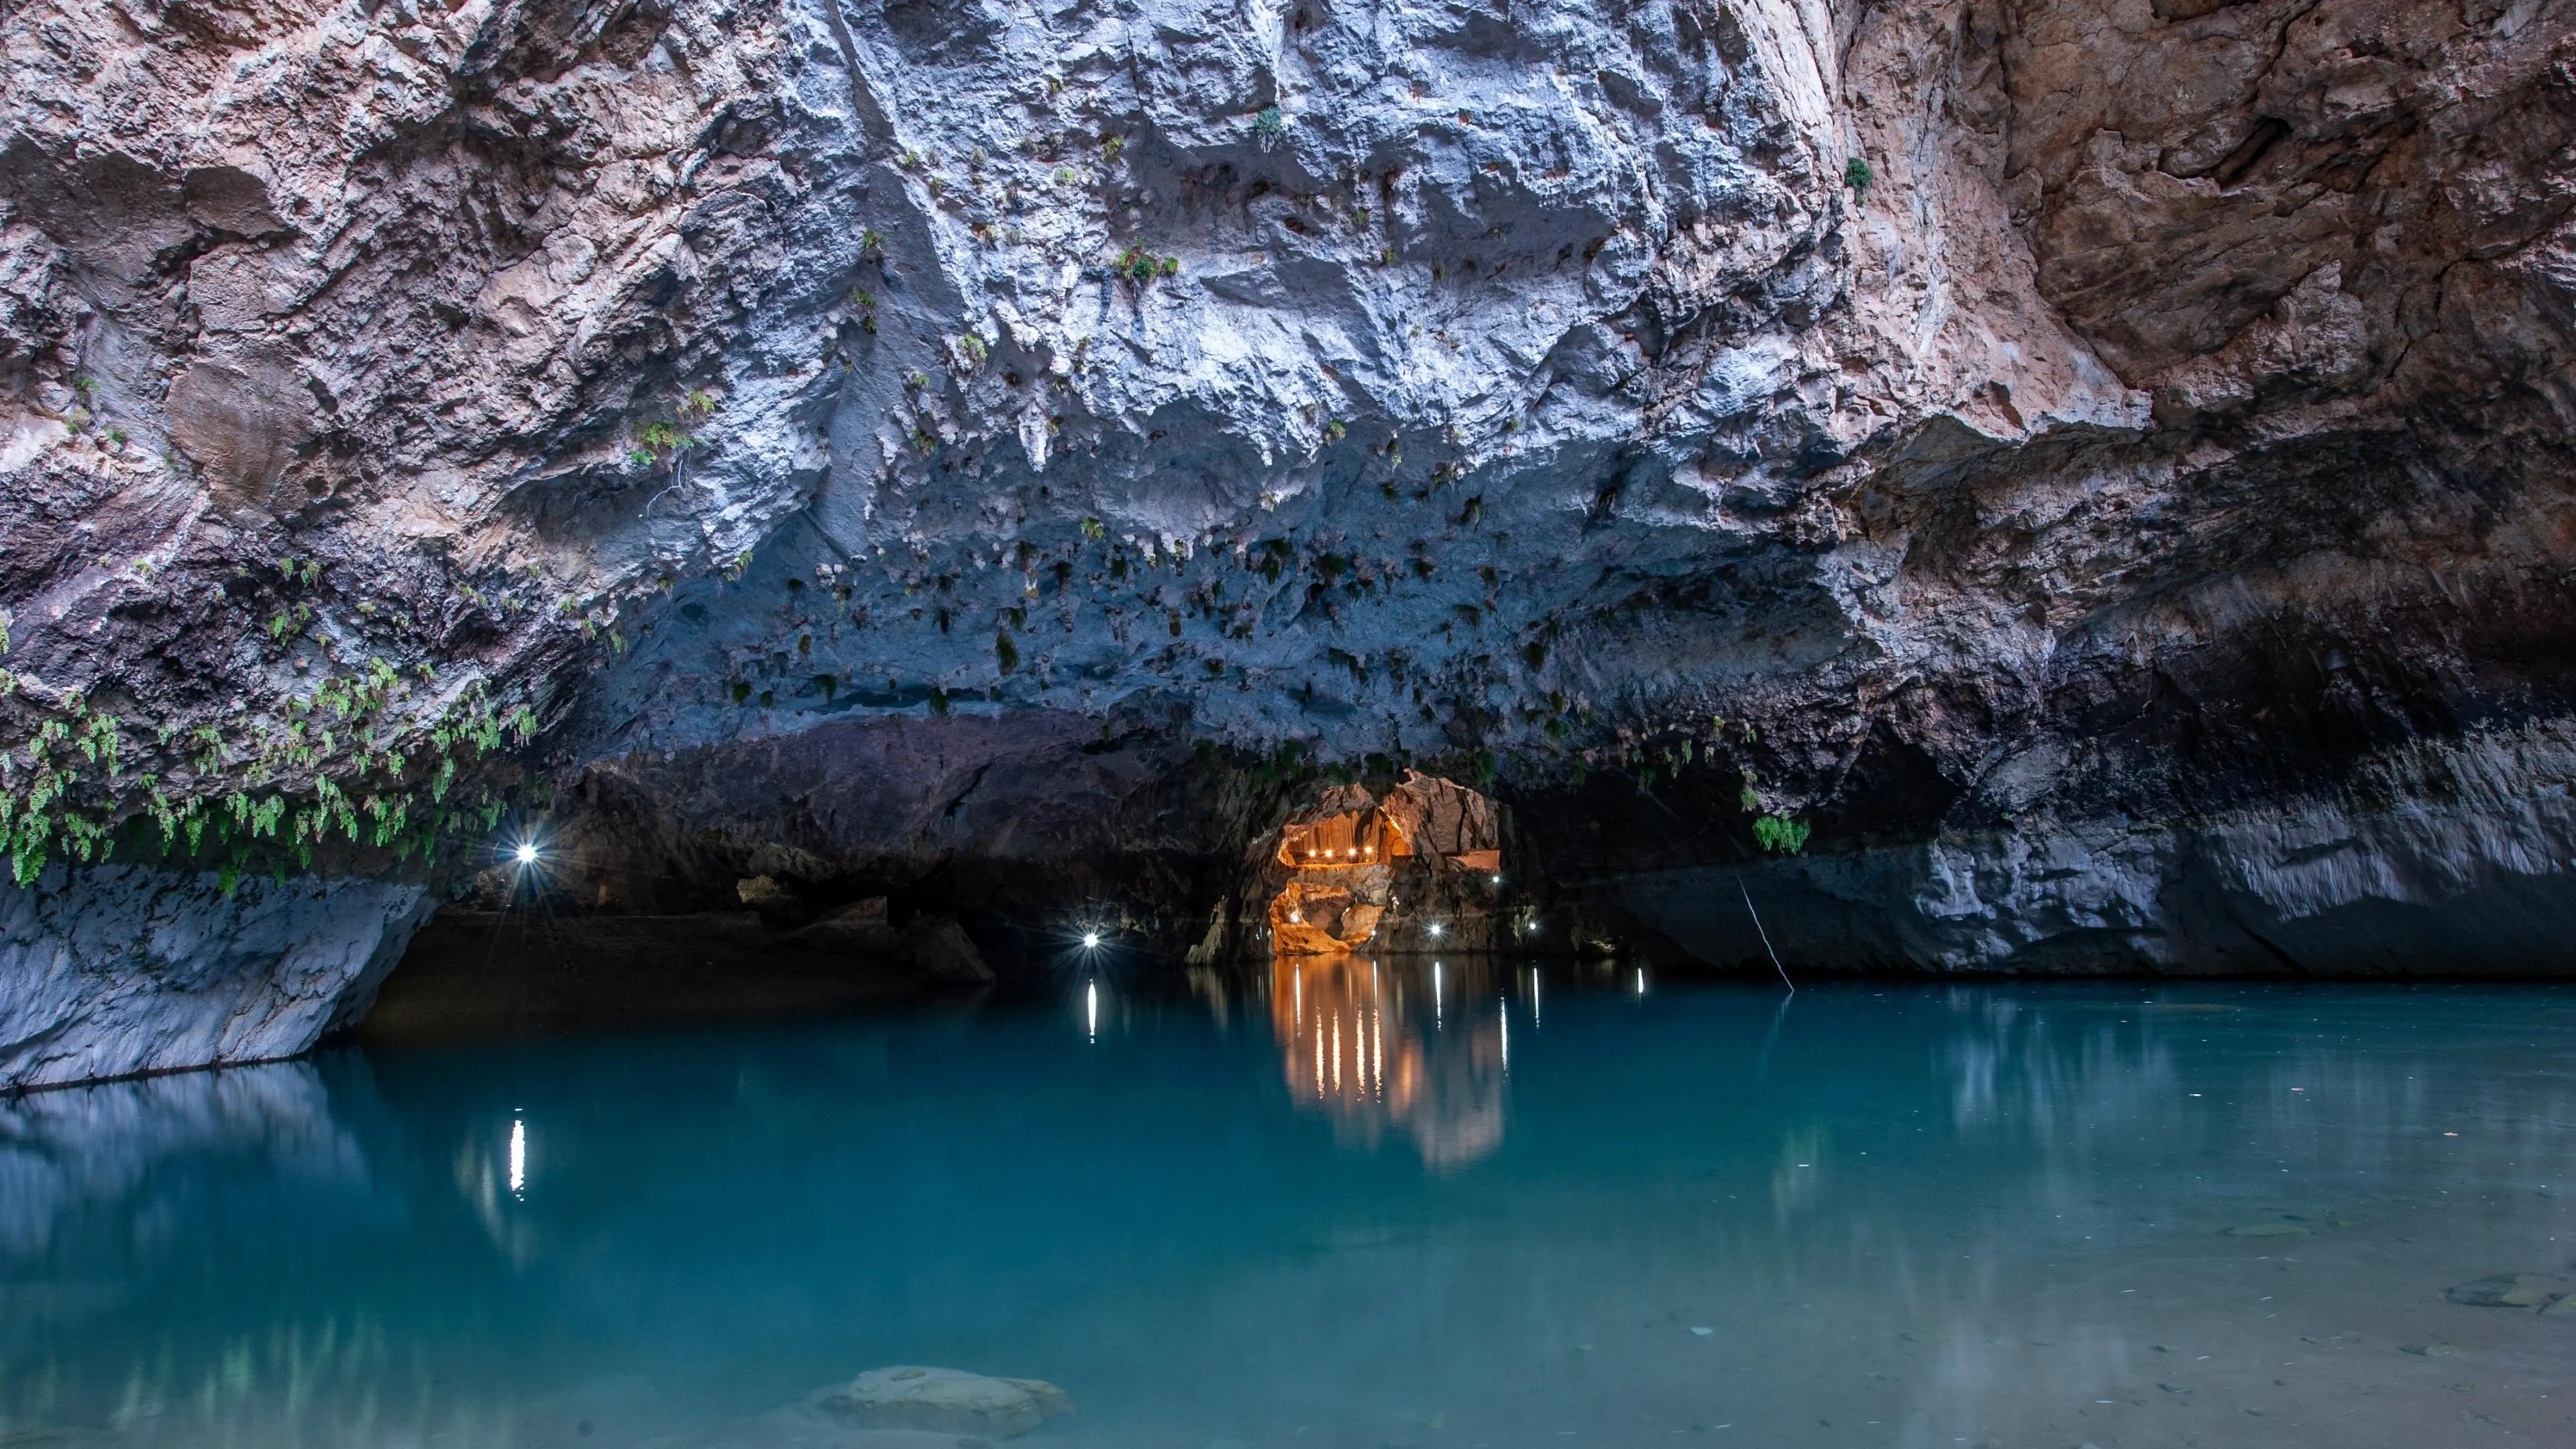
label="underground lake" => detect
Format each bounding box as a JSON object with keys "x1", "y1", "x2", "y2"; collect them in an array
[{"x1": 5, "y1": 969, "x2": 2574, "y2": 1448}]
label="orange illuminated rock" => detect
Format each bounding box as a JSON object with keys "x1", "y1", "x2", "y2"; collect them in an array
[
  {"x1": 1269, "y1": 880, "x2": 1385, "y2": 955},
  {"x1": 1263, "y1": 772, "x2": 1508, "y2": 956}
]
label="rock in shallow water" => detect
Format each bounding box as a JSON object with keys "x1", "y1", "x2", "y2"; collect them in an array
[
  {"x1": 2447, "y1": 1273, "x2": 2565, "y2": 1308},
  {"x1": 804, "y1": 1367, "x2": 1071, "y2": 1440}
]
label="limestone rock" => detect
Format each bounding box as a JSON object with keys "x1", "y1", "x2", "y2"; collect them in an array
[{"x1": 0, "y1": 865, "x2": 431, "y2": 1091}]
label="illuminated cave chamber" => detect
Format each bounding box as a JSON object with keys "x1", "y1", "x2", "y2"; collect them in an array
[{"x1": 1265, "y1": 772, "x2": 1506, "y2": 956}]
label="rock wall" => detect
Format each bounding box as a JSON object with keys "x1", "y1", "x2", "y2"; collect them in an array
[
  {"x1": 0, "y1": 865, "x2": 431, "y2": 1090},
  {"x1": 3, "y1": 0, "x2": 2575, "y2": 1069},
  {"x1": 1603, "y1": 721, "x2": 2576, "y2": 975}
]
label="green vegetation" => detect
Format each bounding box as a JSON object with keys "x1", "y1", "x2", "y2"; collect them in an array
[
  {"x1": 1114, "y1": 244, "x2": 1179, "y2": 284},
  {"x1": 1754, "y1": 814, "x2": 1811, "y2": 855},
  {"x1": 1843, "y1": 157, "x2": 1872, "y2": 194},
  {"x1": 628, "y1": 392, "x2": 715, "y2": 466},
  {"x1": 1253, "y1": 106, "x2": 1287, "y2": 145},
  {"x1": 3, "y1": 651, "x2": 539, "y2": 888}
]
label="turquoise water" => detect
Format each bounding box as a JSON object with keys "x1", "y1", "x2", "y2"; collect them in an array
[{"x1": 6, "y1": 964, "x2": 2576, "y2": 1448}]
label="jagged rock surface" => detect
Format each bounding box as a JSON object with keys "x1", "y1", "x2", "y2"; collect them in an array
[{"x1": 3, "y1": 0, "x2": 2575, "y2": 1080}]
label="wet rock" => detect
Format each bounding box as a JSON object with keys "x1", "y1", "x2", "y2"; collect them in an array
[
  {"x1": 788, "y1": 898, "x2": 900, "y2": 956},
  {"x1": 804, "y1": 1366, "x2": 1070, "y2": 1440},
  {"x1": 896, "y1": 917, "x2": 993, "y2": 987},
  {"x1": 2447, "y1": 1274, "x2": 2555, "y2": 1307},
  {"x1": 0, "y1": 865, "x2": 431, "y2": 1091},
  {"x1": 2224, "y1": 1223, "x2": 2310, "y2": 1238},
  {"x1": 778, "y1": 902, "x2": 989, "y2": 986}
]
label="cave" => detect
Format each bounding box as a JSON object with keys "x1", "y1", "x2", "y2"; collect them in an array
[
  {"x1": 7, "y1": 1, "x2": 2576, "y2": 1436},
  {"x1": 1263, "y1": 771, "x2": 1511, "y2": 957}
]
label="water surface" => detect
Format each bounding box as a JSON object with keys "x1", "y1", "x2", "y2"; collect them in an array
[{"x1": 6, "y1": 963, "x2": 2576, "y2": 1448}]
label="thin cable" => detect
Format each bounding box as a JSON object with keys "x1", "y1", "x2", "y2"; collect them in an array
[{"x1": 1739, "y1": 877, "x2": 1792, "y2": 993}]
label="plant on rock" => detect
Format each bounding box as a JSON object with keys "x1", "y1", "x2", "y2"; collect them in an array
[
  {"x1": 1114, "y1": 244, "x2": 1179, "y2": 284},
  {"x1": 1753, "y1": 814, "x2": 1811, "y2": 855}
]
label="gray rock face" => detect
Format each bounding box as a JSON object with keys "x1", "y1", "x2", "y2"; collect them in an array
[
  {"x1": 1613, "y1": 724, "x2": 2576, "y2": 975},
  {"x1": 0, "y1": 865, "x2": 430, "y2": 1090},
  {"x1": 3, "y1": 0, "x2": 2575, "y2": 1042}
]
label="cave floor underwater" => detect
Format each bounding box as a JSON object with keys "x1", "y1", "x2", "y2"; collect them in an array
[{"x1": 3, "y1": 968, "x2": 2573, "y2": 1449}]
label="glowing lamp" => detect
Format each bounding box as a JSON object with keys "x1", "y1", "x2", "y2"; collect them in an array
[
  {"x1": 1082, "y1": 932, "x2": 1101, "y2": 949},
  {"x1": 514, "y1": 842, "x2": 539, "y2": 865},
  {"x1": 1428, "y1": 922, "x2": 1444, "y2": 938}
]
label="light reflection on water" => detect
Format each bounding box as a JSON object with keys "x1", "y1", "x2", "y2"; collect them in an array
[
  {"x1": 1271, "y1": 955, "x2": 1506, "y2": 1169},
  {"x1": 2, "y1": 977, "x2": 2575, "y2": 1448}
]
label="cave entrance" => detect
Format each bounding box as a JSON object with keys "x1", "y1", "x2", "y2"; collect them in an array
[{"x1": 1265, "y1": 772, "x2": 1507, "y2": 956}]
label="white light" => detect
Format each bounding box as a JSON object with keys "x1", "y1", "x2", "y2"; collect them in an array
[
  {"x1": 1086, "y1": 980, "x2": 1098, "y2": 1040},
  {"x1": 1082, "y1": 931, "x2": 1101, "y2": 949},
  {"x1": 1428, "y1": 922, "x2": 1443, "y2": 938},
  {"x1": 1491, "y1": 874, "x2": 1503, "y2": 885},
  {"x1": 514, "y1": 842, "x2": 539, "y2": 865},
  {"x1": 508, "y1": 1117, "x2": 526, "y2": 1197}
]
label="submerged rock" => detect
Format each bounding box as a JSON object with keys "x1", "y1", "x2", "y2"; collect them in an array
[
  {"x1": 680, "y1": 1416, "x2": 998, "y2": 1449},
  {"x1": 2447, "y1": 1274, "x2": 2561, "y2": 1308},
  {"x1": 804, "y1": 1366, "x2": 1071, "y2": 1440}
]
